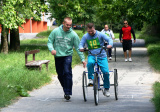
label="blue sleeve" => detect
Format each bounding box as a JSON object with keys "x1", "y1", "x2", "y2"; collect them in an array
[
  {"x1": 79, "y1": 35, "x2": 86, "y2": 49},
  {"x1": 101, "y1": 33, "x2": 113, "y2": 46}
]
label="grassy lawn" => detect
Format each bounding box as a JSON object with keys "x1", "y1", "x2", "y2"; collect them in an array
[
  {"x1": 0, "y1": 45, "x2": 53, "y2": 107},
  {"x1": 0, "y1": 30, "x2": 86, "y2": 107}
]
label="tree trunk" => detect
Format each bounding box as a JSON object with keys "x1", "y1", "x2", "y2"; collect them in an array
[
  {"x1": 83, "y1": 17, "x2": 86, "y2": 34},
  {"x1": 1, "y1": 25, "x2": 8, "y2": 54},
  {"x1": 10, "y1": 28, "x2": 20, "y2": 51},
  {"x1": 111, "y1": 22, "x2": 112, "y2": 30}
]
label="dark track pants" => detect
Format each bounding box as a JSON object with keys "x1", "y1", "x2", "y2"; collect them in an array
[
  {"x1": 55, "y1": 56, "x2": 72, "y2": 95},
  {"x1": 108, "y1": 48, "x2": 112, "y2": 57}
]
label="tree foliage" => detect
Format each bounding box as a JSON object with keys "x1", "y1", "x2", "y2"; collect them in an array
[
  {"x1": 47, "y1": 0, "x2": 102, "y2": 25},
  {"x1": 0, "y1": 0, "x2": 48, "y2": 29},
  {"x1": 0, "y1": 0, "x2": 48, "y2": 54}
]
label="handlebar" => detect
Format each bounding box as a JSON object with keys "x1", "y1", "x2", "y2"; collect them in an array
[{"x1": 84, "y1": 46, "x2": 107, "y2": 56}]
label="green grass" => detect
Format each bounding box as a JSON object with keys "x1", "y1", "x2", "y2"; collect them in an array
[
  {"x1": 0, "y1": 29, "x2": 87, "y2": 108},
  {"x1": 36, "y1": 30, "x2": 52, "y2": 38},
  {"x1": 0, "y1": 45, "x2": 53, "y2": 107},
  {"x1": 152, "y1": 82, "x2": 160, "y2": 112}
]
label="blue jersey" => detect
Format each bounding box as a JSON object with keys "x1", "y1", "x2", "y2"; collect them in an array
[{"x1": 79, "y1": 30, "x2": 113, "y2": 58}]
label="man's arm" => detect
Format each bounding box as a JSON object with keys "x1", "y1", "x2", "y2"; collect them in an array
[
  {"x1": 110, "y1": 30, "x2": 115, "y2": 39},
  {"x1": 79, "y1": 35, "x2": 87, "y2": 52},
  {"x1": 102, "y1": 33, "x2": 113, "y2": 48},
  {"x1": 47, "y1": 31, "x2": 56, "y2": 55},
  {"x1": 119, "y1": 29, "x2": 123, "y2": 43},
  {"x1": 73, "y1": 34, "x2": 86, "y2": 68},
  {"x1": 131, "y1": 27, "x2": 136, "y2": 40},
  {"x1": 73, "y1": 34, "x2": 85, "y2": 61}
]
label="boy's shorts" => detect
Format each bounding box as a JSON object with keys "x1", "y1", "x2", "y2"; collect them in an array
[{"x1": 122, "y1": 40, "x2": 132, "y2": 52}]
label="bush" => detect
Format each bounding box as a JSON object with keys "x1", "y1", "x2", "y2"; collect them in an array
[
  {"x1": 152, "y1": 82, "x2": 160, "y2": 112},
  {"x1": 147, "y1": 43, "x2": 160, "y2": 55}
]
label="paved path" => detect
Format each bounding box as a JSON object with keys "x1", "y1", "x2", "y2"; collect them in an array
[
  {"x1": 1, "y1": 48, "x2": 160, "y2": 112},
  {"x1": 0, "y1": 33, "x2": 38, "y2": 43}
]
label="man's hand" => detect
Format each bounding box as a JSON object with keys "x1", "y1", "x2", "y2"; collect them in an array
[
  {"x1": 134, "y1": 40, "x2": 136, "y2": 43},
  {"x1": 51, "y1": 50, "x2": 56, "y2": 55},
  {"x1": 120, "y1": 40, "x2": 123, "y2": 43},
  {"x1": 112, "y1": 37, "x2": 115, "y2": 40},
  {"x1": 82, "y1": 61, "x2": 87, "y2": 68},
  {"x1": 79, "y1": 49, "x2": 84, "y2": 52},
  {"x1": 107, "y1": 45, "x2": 112, "y2": 49}
]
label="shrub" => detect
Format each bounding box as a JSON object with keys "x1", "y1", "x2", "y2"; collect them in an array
[
  {"x1": 152, "y1": 82, "x2": 160, "y2": 112},
  {"x1": 147, "y1": 43, "x2": 160, "y2": 55}
]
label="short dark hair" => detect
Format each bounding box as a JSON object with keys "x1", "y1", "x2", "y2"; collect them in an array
[
  {"x1": 63, "y1": 17, "x2": 72, "y2": 22},
  {"x1": 86, "y1": 23, "x2": 95, "y2": 29}
]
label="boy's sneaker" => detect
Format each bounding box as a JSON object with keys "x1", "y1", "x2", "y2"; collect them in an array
[
  {"x1": 129, "y1": 58, "x2": 132, "y2": 62},
  {"x1": 125, "y1": 58, "x2": 128, "y2": 62},
  {"x1": 109, "y1": 57, "x2": 112, "y2": 60},
  {"x1": 88, "y1": 79, "x2": 93, "y2": 86},
  {"x1": 103, "y1": 88, "x2": 110, "y2": 97}
]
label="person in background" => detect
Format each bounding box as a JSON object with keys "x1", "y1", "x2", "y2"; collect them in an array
[
  {"x1": 79, "y1": 23, "x2": 113, "y2": 97},
  {"x1": 47, "y1": 17, "x2": 86, "y2": 100},
  {"x1": 119, "y1": 20, "x2": 136, "y2": 62},
  {"x1": 101, "y1": 25, "x2": 115, "y2": 60}
]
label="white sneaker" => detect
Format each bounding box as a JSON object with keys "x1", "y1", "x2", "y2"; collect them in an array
[
  {"x1": 103, "y1": 89, "x2": 110, "y2": 97},
  {"x1": 129, "y1": 58, "x2": 132, "y2": 62},
  {"x1": 109, "y1": 57, "x2": 112, "y2": 60},
  {"x1": 125, "y1": 58, "x2": 128, "y2": 62},
  {"x1": 88, "y1": 79, "x2": 93, "y2": 85}
]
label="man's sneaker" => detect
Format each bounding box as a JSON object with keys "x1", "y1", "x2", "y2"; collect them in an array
[
  {"x1": 125, "y1": 58, "x2": 128, "y2": 62},
  {"x1": 129, "y1": 58, "x2": 132, "y2": 62},
  {"x1": 65, "y1": 95, "x2": 70, "y2": 100},
  {"x1": 109, "y1": 57, "x2": 112, "y2": 60},
  {"x1": 103, "y1": 88, "x2": 110, "y2": 97},
  {"x1": 88, "y1": 79, "x2": 93, "y2": 86}
]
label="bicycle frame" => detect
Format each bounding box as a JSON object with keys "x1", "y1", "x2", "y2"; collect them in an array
[
  {"x1": 84, "y1": 46, "x2": 107, "y2": 89},
  {"x1": 93, "y1": 50, "x2": 104, "y2": 90}
]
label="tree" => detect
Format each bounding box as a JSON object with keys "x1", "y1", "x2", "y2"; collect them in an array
[
  {"x1": 48, "y1": 0, "x2": 160, "y2": 34},
  {"x1": 0, "y1": 0, "x2": 48, "y2": 53},
  {"x1": 47, "y1": 0, "x2": 102, "y2": 33}
]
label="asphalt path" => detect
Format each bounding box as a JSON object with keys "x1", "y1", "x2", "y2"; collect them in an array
[{"x1": 1, "y1": 47, "x2": 160, "y2": 112}]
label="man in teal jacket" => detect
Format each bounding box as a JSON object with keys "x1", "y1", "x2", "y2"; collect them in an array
[{"x1": 47, "y1": 17, "x2": 86, "y2": 100}]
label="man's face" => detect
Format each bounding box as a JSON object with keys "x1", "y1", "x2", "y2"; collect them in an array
[
  {"x1": 63, "y1": 20, "x2": 72, "y2": 31},
  {"x1": 104, "y1": 25, "x2": 109, "y2": 31},
  {"x1": 124, "y1": 21, "x2": 128, "y2": 27},
  {"x1": 87, "y1": 27, "x2": 96, "y2": 36}
]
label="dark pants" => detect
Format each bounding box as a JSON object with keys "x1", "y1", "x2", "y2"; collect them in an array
[
  {"x1": 55, "y1": 56, "x2": 72, "y2": 95},
  {"x1": 108, "y1": 48, "x2": 112, "y2": 57},
  {"x1": 122, "y1": 40, "x2": 132, "y2": 52}
]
